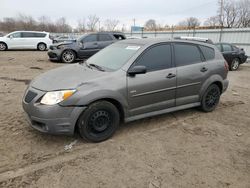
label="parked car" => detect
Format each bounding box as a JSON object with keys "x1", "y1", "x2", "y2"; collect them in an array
[
  {"x1": 47, "y1": 32, "x2": 126, "y2": 63},
  {"x1": 0, "y1": 31, "x2": 53, "y2": 51},
  {"x1": 53, "y1": 36, "x2": 76, "y2": 44},
  {"x1": 215, "y1": 43, "x2": 248, "y2": 71},
  {"x1": 23, "y1": 38, "x2": 229, "y2": 142}
]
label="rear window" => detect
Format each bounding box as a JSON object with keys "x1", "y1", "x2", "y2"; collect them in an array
[
  {"x1": 200, "y1": 45, "x2": 215, "y2": 61},
  {"x1": 174, "y1": 43, "x2": 202, "y2": 66}
]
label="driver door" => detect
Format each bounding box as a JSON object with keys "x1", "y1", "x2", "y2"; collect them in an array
[
  {"x1": 79, "y1": 34, "x2": 99, "y2": 58},
  {"x1": 127, "y1": 44, "x2": 176, "y2": 116}
]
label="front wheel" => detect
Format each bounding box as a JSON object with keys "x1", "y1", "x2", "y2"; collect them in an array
[
  {"x1": 61, "y1": 50, "x2": 76, "y2": 63},
  {"x1": 77, "y1": 101, "x2": 120, "y2": 142},
  {"x1": 0, "y1": 42, "x2": 7, "y2": 51},
  {"x1": 230, "y1": 58, "x2": 240, "y2": 71},
  {"x1": 200, "y1": 84, "x2": 221, "y2": 112}
]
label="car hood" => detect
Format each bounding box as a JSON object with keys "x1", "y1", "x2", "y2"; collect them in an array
[{"x1": 31, "y1": 63, "x2": 106, "y2": 91}]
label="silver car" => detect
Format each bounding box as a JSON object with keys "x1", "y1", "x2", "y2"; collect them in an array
[{"x1": 23, "y1": 38, "x2": 229, "y2": 142}]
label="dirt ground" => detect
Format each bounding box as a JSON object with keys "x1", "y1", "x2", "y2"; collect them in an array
[{"x1": 0, "y1": 51, "x2": 249, "y2": 188}]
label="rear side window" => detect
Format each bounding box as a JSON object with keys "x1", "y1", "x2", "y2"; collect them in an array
[
  {"x1": 174, "y1": 43, "x2": 202, "y2": 66},
  {"x1": 83, "y1": 34, "x2": 98, "y2": 42},
  {"x1": 99, "y1": 34, "x2": 112, "y2": 41},
  {"x1": 222, "y1": 44, "x2": 232, "y2": 52},
  {"x1": 200, "y1": 45, "x2": 215, "y2": 61},
  {"x1": 134, "y1": 44, "x2": 172, "y2": 72},
  {"x1": 34, "y1": 33, "x2": 46, "y2": 38},
  {"x1": 215, "y1": 44, "x2": 222, "y2": 52}
]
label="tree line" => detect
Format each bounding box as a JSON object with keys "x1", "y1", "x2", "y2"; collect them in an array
[
  {"x1": 0, "y1": 0, "x2": 249, "y2": 33},
  {"x1": 144, "y1": 0, "x2": 250, "y2": 31}
]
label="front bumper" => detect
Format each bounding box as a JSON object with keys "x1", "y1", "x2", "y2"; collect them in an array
[
  {"x1": 47, "y1": 50, "x2": 61, "y2": 61},
  {"x1": 22, "y1": 87, "x2": 86, "y2": 135}
]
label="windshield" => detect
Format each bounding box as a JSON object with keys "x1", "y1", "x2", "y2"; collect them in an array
[
  {"x1": 77, "y1": 34, "x2": 88, "y2": 42},
  {"x1": 86, "y1": 44, "x2": 141, "y2": 71}
]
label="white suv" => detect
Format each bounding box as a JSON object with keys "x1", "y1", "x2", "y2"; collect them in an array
[{"x1": 0, "y1": 31, "x2": 53, "y2": 51}]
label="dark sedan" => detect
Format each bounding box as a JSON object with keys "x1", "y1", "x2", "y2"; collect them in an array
[
  {"x1": 48, "y1": 32, "x2": 126, "y2": 63},
  {"x1": 215, "y1": 43, "x2": 248, "y2": 71}
]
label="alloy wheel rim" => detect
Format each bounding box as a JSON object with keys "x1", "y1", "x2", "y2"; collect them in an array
[
  {"x1": 205, "y1": 88, "x2": 220, "y2": 108},
  {"x1": 63, "y1": 51, "x2": 74, "y2": 62},
  {"x1": 0, "y1": 43, "x2": 6, "y2": 50},
  {"x1": 232, "y1": 60, "x2": 239, "y2": 70},
  {"x1": 39, "y1": 44, "x2": 45, "y2": 50}
]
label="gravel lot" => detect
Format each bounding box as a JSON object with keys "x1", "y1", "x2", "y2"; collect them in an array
[{"x1": 0, "y1": 51, "x2": 249, "y2": 188}]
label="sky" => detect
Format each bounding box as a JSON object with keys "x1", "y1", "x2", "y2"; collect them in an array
[{"x1": 0, "y1": 0, "x2": 219, "y2": 30}]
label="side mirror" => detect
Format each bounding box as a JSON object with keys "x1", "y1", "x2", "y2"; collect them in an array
[
  {"x1": 128, "y1": 66, "x2": 147, "y2": 76},
  {"x1": 9, "y1": 35, "x2": 13, "y2": 39}
]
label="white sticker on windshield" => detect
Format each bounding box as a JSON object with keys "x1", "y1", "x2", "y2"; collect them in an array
[{"x1": 126, "y1": 46, "x2": 140, "y2": 50}]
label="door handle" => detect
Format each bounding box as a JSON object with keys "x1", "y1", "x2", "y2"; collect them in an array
[
  {"x1": 166, "y1": 73, "x2": 176, "y2": 79},
  {"x1": 93, "y1": 42, "x2": 98, "y2": 45},
  {"x1": 200, "y1": 67, "x2": 208, "y2": 72}
]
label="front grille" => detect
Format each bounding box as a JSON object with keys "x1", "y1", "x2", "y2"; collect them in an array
[{"x1": 24, "y1": 90, "x2": 37, "y2": 103}]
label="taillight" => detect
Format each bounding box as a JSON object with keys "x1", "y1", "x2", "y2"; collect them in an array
[{"x1": 224, "y1": 61, "x2": 229, "y2": 71}]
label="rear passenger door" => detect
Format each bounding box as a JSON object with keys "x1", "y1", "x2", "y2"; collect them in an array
[
  {"x1": 127, "y1": 44, "x2": 176, "y2": 116},
  {"x1": 174, "y1": 43, "x2": 208, "y2": 106},
  {"x1": 98, "y1": 34, "x2": 114, "y2": 49}
]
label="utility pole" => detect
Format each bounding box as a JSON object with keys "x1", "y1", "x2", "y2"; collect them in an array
[
  {"x1": 133, "y1": 18, "x2": 136, "y2": 26},
  {"x1": 220, "y1": 0, "x2": 224, "y2": 27},
  {"x1": 219, "y1": 0, "x2": 224, "y2": 42}
]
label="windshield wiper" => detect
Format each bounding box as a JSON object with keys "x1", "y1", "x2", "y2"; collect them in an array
[{"x1": 89, "y1": 63, "x2": 105, "y2": 72}]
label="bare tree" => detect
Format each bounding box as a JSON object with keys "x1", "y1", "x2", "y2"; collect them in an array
[
  {"x1": 204, "y1": 16, "x2": 220, "y2": 27},
  {"x1": 178, "y1": 17, "x2": 200, "y2": 29},
  {"x1": 86, "y1": 15, "x2": 100, "y2": 31},
  {"x1": 144, "y1": 19, "x2": 157, "y2": 31},
  {"x1": 56, "y1": 17, "x2": 72, "y2": 33},
  {"x1": 77, "y1": 18, "x2": 86, "y2": 32},
  {"x1": 223, "y1": 0, "x2": 239, "y2": 28},
  {"x1": 104, "y1": 19, "x2": 119, "y2": 31},
  {"x1": 237, "y1": 0, "x2": 250, "y2": 27}
]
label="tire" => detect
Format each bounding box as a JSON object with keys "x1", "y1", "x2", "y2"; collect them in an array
[
  {"x1": 200, "y1": 84, "x2": 221, "y2": 112},
  {"x1": 77, "y1": 101, "x2": 120, "y2": 142},
  {"x1": 230, "y1": 58, "x2": 240, "y2": 71},
  {"x1": 0, "y1": 42, "x2": 7, "y2": 51},
  {"x1": 61, "y1": 50, "x2": 76, "y2": 63},
  {"x1": 37, "y1": 43, "x2": 46, "y2": 51}
]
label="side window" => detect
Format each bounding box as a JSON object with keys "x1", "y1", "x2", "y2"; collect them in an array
[
  {"x1": 215, "y1": 44, "x2": 222, "y2": 52},
  {"x1": 133, "y1": 44, "x2": 172, "y2": 72},
  {"x1": 34, "y1": 33, "x2": 46, "y2": 38},
  {"x1": 222, "y1": 44, "x2": 232, "y2": 52},
  {"x1": 82, "y1": 35, "x2": 98, "y2": 43},
  {"x1": 174, "y1": 43, "x2": 202, "y2": 66},
  {"x1": 99, "y1": 34, "x2": 112, "y2": 41},
  {"x1": 22, "y1": 32, "x2": 35, "y2": 38},
  {"x1": 10, "y1": 32, "x2": 21, "y2": 38},
  {"x1": 200, "y1": 45, "x2": 215, "y2": 61}
]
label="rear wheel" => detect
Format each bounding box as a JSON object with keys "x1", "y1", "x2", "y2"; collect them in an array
[
  {"x1": 77, "y1": 101, "x2": 120, "y2": 142},
  {"x1": 0, "y1": 42, "x2": 7, "y2": 51},
  {"x1": 61, "y1": 50, "x2": 76, "y2": 63},
  {"x1": 230, "y1": 58, "x2": 240, "y2": 71},
  {"x1": 37, "y1": 43, "x2": 46, "y2": 51},
  {"x1": 201, "y1": 84, "x2": 221, "y2": 112}
]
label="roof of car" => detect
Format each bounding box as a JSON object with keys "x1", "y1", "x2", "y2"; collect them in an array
[{"x1": 118, "y1": 38, "x2": 215, "y2": 47}]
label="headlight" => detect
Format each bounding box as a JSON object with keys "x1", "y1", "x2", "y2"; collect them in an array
[
  {"x1": 40, "y1": 90, "x2": 76, "y2": 105},
  {"x1": 57, "y1": 45, "x2": 65, "y2": 49}
]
